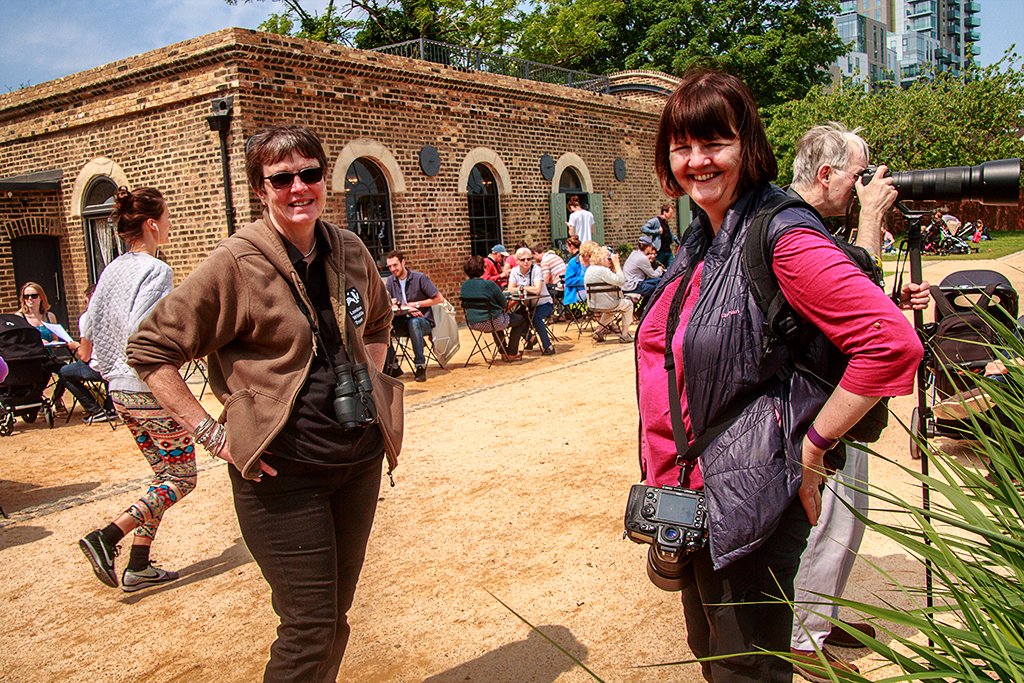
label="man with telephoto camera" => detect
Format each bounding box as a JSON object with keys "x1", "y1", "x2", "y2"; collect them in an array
[{"x1": 786, "y1": 122, "x2": 930, "y2": 678}]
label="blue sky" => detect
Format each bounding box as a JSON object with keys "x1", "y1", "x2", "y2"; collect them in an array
[{"x1": 1, "y1": 0, "x2": 1021, "y2": 92}]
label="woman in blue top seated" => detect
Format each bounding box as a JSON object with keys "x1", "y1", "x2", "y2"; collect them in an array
[{"x1": 460, "y1": 256, "x2": 528, "y2": 361}]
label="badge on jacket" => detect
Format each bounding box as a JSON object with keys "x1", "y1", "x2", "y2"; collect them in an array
[{"x1": 346, "y1": 287, "x2": 366, "y2": 327}]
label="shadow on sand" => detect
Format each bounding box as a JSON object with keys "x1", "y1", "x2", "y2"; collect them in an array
[{"x1": 423, "y1": 625, "x2": 591, "y2": 683}]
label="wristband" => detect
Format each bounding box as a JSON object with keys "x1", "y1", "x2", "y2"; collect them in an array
[{"x1": 806, "y1": 423, "x2": 840, "y2": 451}]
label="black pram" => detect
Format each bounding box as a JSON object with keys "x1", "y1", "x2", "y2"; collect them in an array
[
  {"x1": 911, "y1": 269, "x2": 1019, "y2": 457},
  {"x1": 0, "y1": 313, "x2": 56, "y2": 436}
]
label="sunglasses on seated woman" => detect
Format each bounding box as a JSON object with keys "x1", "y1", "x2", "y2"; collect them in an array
[{"x1": 263, "y1": 167, "x2": 324, "y2": 190}]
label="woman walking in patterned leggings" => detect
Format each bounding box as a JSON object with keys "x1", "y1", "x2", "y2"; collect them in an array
[{"x1": 78, "y1": 186, "x2": 194, "y2": 592}]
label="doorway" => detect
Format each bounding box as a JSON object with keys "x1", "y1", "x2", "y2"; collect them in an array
[{"x1": 12, "y1": 235, "x2": 68, "y2": 328}]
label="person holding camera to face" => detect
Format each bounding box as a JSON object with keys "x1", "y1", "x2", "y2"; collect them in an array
[
  {"x1": 787, "y1": 122, "x2": 930, "y2": 678},
  {"x1": 633, "y1": 72, "x2": 922, "y2": 683},
  {"x1": 125, "y1": 126, "x2": 403, "y2": 683}
]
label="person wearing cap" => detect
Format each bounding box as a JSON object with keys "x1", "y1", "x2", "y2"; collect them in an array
[
  {"x1": 484, "y1": 245, "x2": 509, "y2": 286},
  {"x1": 622, "y1": 235, "x2": 664, "y2": 299}
]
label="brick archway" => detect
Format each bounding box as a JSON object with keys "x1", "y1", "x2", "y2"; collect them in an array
[
  {"x1": 331, "y1": 139, "x2": 407, "y2": 193},
  {"x1": 0, "y1": 215, "x2": 64, "y2": 242},
  {"x1": 456, "y1": 148, "x2": 512, "y2": 195},
  {"x1": 551, "y1": 153, "x2": 593, "y2": 194}
]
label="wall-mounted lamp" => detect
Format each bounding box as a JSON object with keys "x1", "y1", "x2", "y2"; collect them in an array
[{"x1": 206, "y1": 96, "x2": 236, "y2": 234}]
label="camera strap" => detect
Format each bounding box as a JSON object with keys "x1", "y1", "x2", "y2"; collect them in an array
[
  {"x1": 663, "y1": 244, "x2": 782, "y2": 480},
  {"x1": 285, "y1": 270, "x2": 350, "y2": 380}
]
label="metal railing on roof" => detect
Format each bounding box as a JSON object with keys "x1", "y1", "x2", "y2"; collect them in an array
[{"x1": 371, "y1": 38, "x2": 610, "y2": 94}]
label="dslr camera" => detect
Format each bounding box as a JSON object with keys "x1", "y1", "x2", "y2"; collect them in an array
[{"x1": 623, "y1": 484, "x2": 708, "y2": 591}]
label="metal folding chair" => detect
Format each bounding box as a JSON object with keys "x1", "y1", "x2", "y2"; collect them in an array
[
  {"x1": 585, "y1": 283, "x2": 629, "y2": 340},
  {"x1": 391, "y1": 319, "x2": 442, "y2": 373},
  {"x1": 183, "y1": 358, "x2": 209, "y2": 399},
  {"x1": 460, "y1": 298, "x2": 511, "y2": 368}
]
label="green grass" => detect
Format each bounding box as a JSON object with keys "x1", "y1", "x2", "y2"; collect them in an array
[{"x1": 882, "y1": 230, "x2": 1024, "y2": 262}]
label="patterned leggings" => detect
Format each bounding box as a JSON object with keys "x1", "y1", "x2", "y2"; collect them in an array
[{"x1": 110, "y1": 391, "x2": 197, "y2": 540}]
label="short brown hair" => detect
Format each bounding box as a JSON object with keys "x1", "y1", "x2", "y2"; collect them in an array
[
  {"x1": 386, "y1": 250, "x2": 405, "y2": 262},
  {"x1": 463, "y1": 255, "x2": 485, "y2": 278},
  {"x1": 660, "y1": 203, "x2": 674, "y2": 215},
  {"x1": 245, "y1": 126, "x2": 329, "y2": 192},
  {"x1": 654, "y1": 70, "x2": 776, "y2": 201}
]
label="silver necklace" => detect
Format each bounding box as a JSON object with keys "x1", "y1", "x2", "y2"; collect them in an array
[{"x1": 302, "y1": 240, "x2": 317, "y2": 259}]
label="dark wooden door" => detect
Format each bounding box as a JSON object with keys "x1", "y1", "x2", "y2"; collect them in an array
[{"x1": 12, "y1": 235, "x2": 68, "y2": 328}]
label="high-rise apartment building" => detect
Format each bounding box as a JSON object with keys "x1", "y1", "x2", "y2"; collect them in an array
[
  {"x1": 830, "y1": 0, "x2": 979, "y2": 91},
  {"x1": 890, "y1": 0, "x2": 980, "y2": 86},
  {"x1": 832, "y1": 9, "x2": 898, "y2": 91}
]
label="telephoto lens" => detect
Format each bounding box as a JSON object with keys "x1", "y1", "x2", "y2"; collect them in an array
[
  {"x1": 646, "y1": 545, "x2": 686, "y2": 592},
  {"x1": 333, "y1": 365, "x2": 362, "y2": 430},
  {"x1": 891, "y1": 158, "x2": 1020, "y2": 206}
]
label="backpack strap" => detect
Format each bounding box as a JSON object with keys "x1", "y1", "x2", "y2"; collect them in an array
[{"x1": 741, "y1": 194, "x2": 816, "y2": 364}]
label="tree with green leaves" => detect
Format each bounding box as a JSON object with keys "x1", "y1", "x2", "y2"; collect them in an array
[
  {"x1": 226, "y1": 0, "x2": 354, "y2": 43},
  {"x1": 228, "y1": 0, "x2": 522, "y2": 52},
  {"x1": 516, "y1": 0, "x2": 846, "y2": 109},
  {"x1": 766, "y1": 53, "x2": 1024, "y2": 186}
]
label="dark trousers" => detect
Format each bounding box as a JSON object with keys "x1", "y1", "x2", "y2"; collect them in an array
[
  {"x1": 495, "y1": 312, "x2": 528, "y2": 355},
  {"x1": 58, "y1": 360, "x2": 110, "y2": 413},
  {"x1": 231, "y1": 454, "x2": 383, "y2": 683},
  {"x1": 680, "y1": 495, "x2": 812, "y2": 683}
]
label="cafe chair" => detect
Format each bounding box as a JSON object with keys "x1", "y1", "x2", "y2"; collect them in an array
[
  {"x1": 183, "y1": 357, "x2": 209, "y2": 400},
  {"x1": 64, "y1": 378, "x2": 118, "y2": 430},
  {"x1": 585, "y1": 282, "x2": 631, "y2": 341},
  {"x1": 460, "y1": 297, "x2": 510, "y2": 368},
  {"x1": 391, "y1": 325, "x2": 442, "y2": 374}
]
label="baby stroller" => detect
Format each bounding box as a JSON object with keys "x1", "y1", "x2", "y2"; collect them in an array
[
  {"x1": 923, "y1": 222, "x2": 973, "y2": 255},
  {"x1": 0, "y1": 314, "x2": 56, "y2": 436},
  {"x1": 911, "y1": 270, "x2": 1019, "y2": 458}
]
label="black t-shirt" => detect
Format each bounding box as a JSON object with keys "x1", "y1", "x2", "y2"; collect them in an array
[
  {"x1": 656, "y1": 217, "x2": 673, "y2": 254},
  {"x1": 263, "y1": 231, "x2": 383, "y2": 472}
]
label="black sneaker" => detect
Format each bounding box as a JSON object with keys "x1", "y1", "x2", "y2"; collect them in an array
[
  {"x1": 121, "y1": 563, "x2": 180, "y2": 593},
  {"x1": 414, "y1": 366, "x2": 426, "y2": 382},
  {"x1": 79, "y1": 530, "x2": 120, "y2": 588},
  {"x1": 85, "y1": 409, "x2": 111, "y2": 424},
  {"x1": 542, "y1": 346, "x2": 556, "y2": 356}
]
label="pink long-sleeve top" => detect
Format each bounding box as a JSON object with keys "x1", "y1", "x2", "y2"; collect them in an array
[{"x1": 638, "y1": 228, "x2": 923, "y2": 489}]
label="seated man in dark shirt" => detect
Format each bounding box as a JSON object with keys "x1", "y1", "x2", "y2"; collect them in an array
[{"x1": 384, "y1": 250, "x2": 444, "y2": 382}]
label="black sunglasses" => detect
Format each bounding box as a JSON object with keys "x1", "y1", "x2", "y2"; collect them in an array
[
  {"x1": 23, "y1": 293, "x2": 39, "y2": 299},
  {"x1": 263, "y1": 166, "x2": 324, "y2": 190}
]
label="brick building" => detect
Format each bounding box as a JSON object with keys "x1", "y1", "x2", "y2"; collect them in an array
[{"x1": 0, "y1": 28, "x2": 679, "y2": 331}]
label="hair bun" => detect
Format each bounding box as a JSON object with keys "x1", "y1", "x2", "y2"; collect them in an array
[{"x1": 115, "y1": 186, "x2": 133, "y2": 210}]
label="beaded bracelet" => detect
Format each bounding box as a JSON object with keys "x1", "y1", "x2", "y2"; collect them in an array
[{"x1": 806, "y1": 423, "x2": 840, "y2": 451}]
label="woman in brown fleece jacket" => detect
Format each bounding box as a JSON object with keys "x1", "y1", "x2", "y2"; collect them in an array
[{"x1": 126, "y1": 126, "x2": 403, "y2": 683}]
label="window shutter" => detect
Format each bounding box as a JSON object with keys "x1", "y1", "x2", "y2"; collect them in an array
[
  {"x1": 590, "y1": 193, "x2": 604, "y2": 244},
  {"x1": 550, "y1": 193, "x2": 568, "y2": 245}
]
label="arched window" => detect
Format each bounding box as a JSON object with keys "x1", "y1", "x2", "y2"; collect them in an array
[
  {"x1": 344, "y1": 158, "x2": 393, "y2": 266},
  {"x1": 466, "y1": 164, "x2": 501, "y2": 257},
  {"x1": 82, "y1": 177, "x2": 121, "y2": 283},
  {"x1": 559, "y1": 168, "x2": 582, "y2": 193}
]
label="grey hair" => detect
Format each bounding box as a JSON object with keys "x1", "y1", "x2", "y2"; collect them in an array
[
  {"x1": 791, "y1": 122, "x2": 870, "y2": 189},
  {"x1": 515, "y1": 246, "x2": 532, "y2": 260}
]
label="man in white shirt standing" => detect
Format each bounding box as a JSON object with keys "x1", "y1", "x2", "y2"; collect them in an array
[{"x1": 566, "y1": 195, "x2": 594, "y2": 243}]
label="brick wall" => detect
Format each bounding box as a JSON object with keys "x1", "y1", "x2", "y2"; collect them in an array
[{"x1": 0, "y1": 28, "x2": 676, "y2": 326}]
